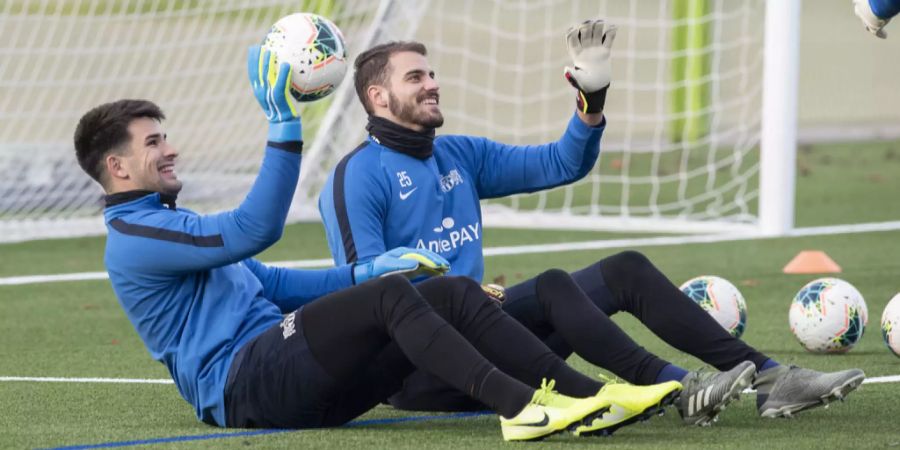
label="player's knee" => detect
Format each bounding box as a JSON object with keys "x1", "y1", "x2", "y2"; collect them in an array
[
  {"x1": 448, "y1": 275, "x2": 484, "y2": 297},
  {"x1": 368, "y1": 274, "x2": 437, "y2": 332},
  {"x1": 536, "y1": 268, "x2": 571, "y2": 284},
  {"x1": 535, "y1": 268, "x2": 585, "y2": 308},
  {"x1": 535, "y1": 268, "x2": 574, "y2": 297},
  {"x1": 372, "y1": 273, "x2": 419, "y2": 297},
  {"x1": 595, "y1": 251, "x2": 655, "y2": 299},
  {"x1": 610, "y1": 250, "x2": 652, "y2": 271},
  {"x1": 437, "y1": 276, "x2": 492, "y2": 309},
  {"x1": 603, "y1": 250, "x2": 652, "y2": 279}
]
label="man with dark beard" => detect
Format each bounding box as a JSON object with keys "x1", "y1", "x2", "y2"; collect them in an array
[{"x1": 318, "y1": 20, "x2": 865, "y2": 428}]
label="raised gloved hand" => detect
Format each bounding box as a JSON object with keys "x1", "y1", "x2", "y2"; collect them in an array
[
  {"x1": 248, "y1": 45, "x2": 302, "y2": 143},
  {"x1": 563, "y1": 19, "x2": 617, "y2": 114},
  {"x1": 353, "y1": 247, "x2": 450, "y2": 284}
]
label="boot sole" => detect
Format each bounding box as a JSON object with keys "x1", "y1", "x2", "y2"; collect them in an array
[
  {"x1": 759, "y1": 373, "x2": 865, "y2": 418},
  {"x1": 573, "y1": 388, "x2": 681, "y2": 437}
]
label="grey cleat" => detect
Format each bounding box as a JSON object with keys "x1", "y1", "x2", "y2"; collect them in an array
[
  {"x1": 754, "y1": 365, "x2": 866, "y2": 418},
  {"x1": 676, "y1": 360, "x2": 756, "y2": 426}
]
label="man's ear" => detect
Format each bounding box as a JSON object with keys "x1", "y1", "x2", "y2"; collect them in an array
[
  {"x1": 105, "y1": 153, "x2": 128, "y2": 181},
  {"x1": 368, "y1": 84, "x2": 388, "y2": 110}
]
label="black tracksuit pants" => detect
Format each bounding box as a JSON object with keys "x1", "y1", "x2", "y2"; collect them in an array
[
  {"x1": 389, "y1": 251, "x2": 769, "y2": 412},
  {"x1": 224, "y1": 275, "x2": 602, "y2": 428}
]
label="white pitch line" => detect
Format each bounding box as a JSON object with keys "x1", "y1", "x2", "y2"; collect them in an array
[
  {"x1": 483, "y1": 220, "x2": 900, "y2": 257},
  {"x1": 0, "y1": 376, "x2": 173, "y2": 384},
  {"x1": 2, "y1": 221, "x2": 900, "y2": 287},
  {"x1": 860, "y1": 374, "x2": 900, "y2": 384},
  {"x1": 2, "y1": 374, "x2": 899, "y2": 386},
  {"x1": 0, "y1": 271, "x2": 110, "y2": 286},
  {"x1": 0, "y1": 259, "x2": 335, "y2": 286}
]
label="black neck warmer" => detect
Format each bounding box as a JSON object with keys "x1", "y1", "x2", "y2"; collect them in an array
[
  {"x1": 104, "y1": 190, "x2": 177, "y2": 209},
  {"x1": 366, "y1": 115, "x2": 435, "y2": 160}
]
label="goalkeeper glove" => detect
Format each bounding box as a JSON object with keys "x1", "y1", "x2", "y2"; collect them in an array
[
  {"x1": 353, "y1": 247, "x2": 450, "y2": 285},
  {"x1": 854, "y1": 0, "x2": 892, "y2": 38},
  {"x1": 248, "y1": 45, "x2": 302, "y2": 143},
  {"x1": 564, "y1": 19, "x2": 617, "y2": 114}
]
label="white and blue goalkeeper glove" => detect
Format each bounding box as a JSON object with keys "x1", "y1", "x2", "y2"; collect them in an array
[
  {"x1": 353, "y1": 247, "x2": 450, "y2": 285},
  {"x1": 248, "y1": 45, "x2": 302, "y2": 143},
  {"x1": 564, "y1": 19, "x2": 617, "y2": 114}
]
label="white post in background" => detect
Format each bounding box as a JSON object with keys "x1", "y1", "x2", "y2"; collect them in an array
[{"x1": 760, "y1": 0, "x2": 801, "y2": 236}]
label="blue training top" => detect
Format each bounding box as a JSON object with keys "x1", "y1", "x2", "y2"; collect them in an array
[
  {"x1": 319, "y1": 113, "x2": 604, "y2": 281},
  {"x1": 104, "y1": 145, "x2": 353, "y2": 427}
]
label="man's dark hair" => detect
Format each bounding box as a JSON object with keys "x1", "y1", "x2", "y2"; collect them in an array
[
  {"x1": 353, "y1": 41, "x2": 427, "y2": 114},
  {"x1": 73, "y1": 99, "x2": 165, "y2": 186}
]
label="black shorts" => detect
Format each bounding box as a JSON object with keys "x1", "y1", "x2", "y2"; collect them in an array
[{"x1": 224, "y1": 307, "x2": 338, "y2": 428}]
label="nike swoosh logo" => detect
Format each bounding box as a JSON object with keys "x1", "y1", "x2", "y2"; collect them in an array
[
  {"x1": 518, "y1": 412, "x2": 550, "y2": 427},
  {"x1": 399, "y1": 187, "x2": 418, "y2": 200},
  {"x1": 600, "y1": 405, "x2": 628, "y2": 423}
]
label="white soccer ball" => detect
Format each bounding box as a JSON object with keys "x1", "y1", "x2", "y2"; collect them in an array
[
  {"x1": 789, "y1": 278, "x2": 868, "y2": 353},
  {"x1": 881, "y1": 293, "x2": 900, "y2": 357},
  {"x1": 679, "y1": 275, "x2": 747, "y2": 338},
  {"x1": 263, "y1": 13, "x2": 348, "y2": 103}
]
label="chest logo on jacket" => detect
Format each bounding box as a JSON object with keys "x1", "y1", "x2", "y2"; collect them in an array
[
  {"x1": 396, "y1": 171, "x2": 417, "y2": 200},
  {"x1": 439, "y1": 169, "x2": 463, "y2": 193},
  {"x1": 416, "y1": 216, "x2": 480, "y2": 254}
]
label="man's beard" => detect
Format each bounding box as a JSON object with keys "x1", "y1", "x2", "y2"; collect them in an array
[{"x1": 389, "y1": 90, "x2": 444, "y2": 129}]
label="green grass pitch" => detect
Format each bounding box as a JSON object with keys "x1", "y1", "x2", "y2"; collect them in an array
[{"x1": 1, "y1": 140, "x2": 900, "y2": 449}]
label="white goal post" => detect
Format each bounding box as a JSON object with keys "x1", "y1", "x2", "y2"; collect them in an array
[{"x1": 0, "y1": 0, "x2": 797, "y2": 242}]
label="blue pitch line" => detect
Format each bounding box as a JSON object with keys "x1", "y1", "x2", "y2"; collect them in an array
[{"x1": 39, "y1": 411, "x2": 492, "y2": 450}]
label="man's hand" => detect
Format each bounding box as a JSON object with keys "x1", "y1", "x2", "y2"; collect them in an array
[
  {"x1": 564, "y1": 19, "x2": 617, "y2": 116},
  {"x1": 854, "y1": 0, "x2": 891, "y2": 38},
  {"x1": 353, "y1": 247, "x2": 450, "y2": 284},
  {"x1": 248, "y1": 45, "x2": 302, "y2": 143}
]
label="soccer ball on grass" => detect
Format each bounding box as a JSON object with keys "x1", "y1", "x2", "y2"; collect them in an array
[
  {"x1": 679, "y1": 275, "x2": 747, "y2": 338},
  {"x1": 881, "y1": 293, "x2": 900, "y2": 357},
  {"x1": 263, "y1": 13, "x2": 348, "y2": 103},
  {"x1": 789, "y1": 278, "x2": 868, "y2": 353}
]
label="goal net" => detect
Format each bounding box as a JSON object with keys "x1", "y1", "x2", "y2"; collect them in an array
[{"x1": 0, "y1": 0, "x2": 768, "y2": 242}]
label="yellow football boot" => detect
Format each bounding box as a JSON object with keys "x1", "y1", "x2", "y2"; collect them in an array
[
  {"x1": 574, "y1": 379, "x2": 682, "y2": 437},
  {"x1": 500, "y1": 379, "x2": 612, "y2": 442}
]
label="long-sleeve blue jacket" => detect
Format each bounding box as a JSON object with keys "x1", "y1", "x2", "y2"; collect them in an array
[
  {"x1": 104, "y1": 146, "x2": 352, "y2": 426},
  {"x1": 319, "y1": 113, "x2": 604, "y2": 282}
]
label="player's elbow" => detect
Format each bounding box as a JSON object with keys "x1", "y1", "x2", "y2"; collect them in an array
[
  {"x1": 260, "y1": 224, "x2": 284, "y2": 248},
  {"x1": 570, "y1": 150, "x2": 600, "y2": 181},
  {"x1": 555, "y1": 147, "x2": 597, "y2": 183},
  {"x1": 230, "y1": 213, "x2": 285, "y2": 252},
  {"x1": 569, "y1": 164, "x2": 591, "y2": 182},
  {"x1": 257, "y1": 219, "x2": 285, "y2": 248},
  {"x1": 556, "y1": 160, "x2": 591, "y2": 185}
]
